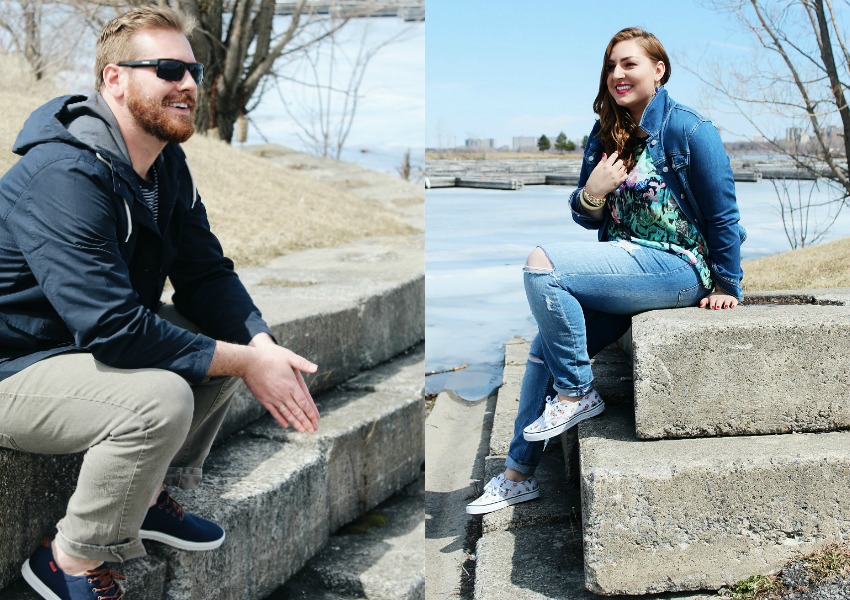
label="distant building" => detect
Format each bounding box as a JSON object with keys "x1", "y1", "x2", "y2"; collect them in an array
[
  {"x1": 786, "y1": 127, "x2": 803, "y2": 143},
  {"x1": 512, "y1": 136, "x2": 537, "y2": 152},
  {"x1": 465, "y1": 138, "x2": 495, "y2": 150}
]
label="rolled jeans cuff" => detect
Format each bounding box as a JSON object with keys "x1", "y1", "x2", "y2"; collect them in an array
[
  {"x1": 55, "y1": 527, "x2": 146, "y2": 563},
  {"x1": 505, "y1": 453, "x2": 537, "y2": 476},
  {"x1": 164, "y1": 466, "x2": 203, "y2": 490}
]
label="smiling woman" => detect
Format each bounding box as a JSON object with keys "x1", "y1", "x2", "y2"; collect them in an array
[{"x1": 465, "y1": 25, "x2": 746, "y2": 516}]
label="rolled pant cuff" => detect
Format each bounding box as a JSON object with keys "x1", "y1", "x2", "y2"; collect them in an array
[
  {"x1": 552, "y1": 383, "x2": 593, "y2": 397},
  {"x1": 505, "y1": 455, "x2": 536, "y2": 476},
  {"x1": 55, "y1": 528, "x2": 146, "y2": 563},
  {"x1": 164, "y1": 466, "x2": 202, "y2": 489}
]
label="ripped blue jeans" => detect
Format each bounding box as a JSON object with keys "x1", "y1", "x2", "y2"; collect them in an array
[{"x1": 505, "y1": 240, "x2": 710, "y2": 475}]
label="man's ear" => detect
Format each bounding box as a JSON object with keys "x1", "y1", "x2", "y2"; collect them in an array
[{"x1": 101, "y1": 64, "x2": 125, "y2": 100}]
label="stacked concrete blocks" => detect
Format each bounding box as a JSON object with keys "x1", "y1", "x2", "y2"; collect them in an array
[
  {"x1": 581, "y1": 290, "x2": 850, "y2": 595},
  {"x1": 0, "y1": 236, "x2": 425, "y2": 599}
]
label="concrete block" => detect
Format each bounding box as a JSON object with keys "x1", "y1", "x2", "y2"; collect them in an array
[
  {"x1": 284, "y1": 485, "x2": 424, "y2": 600},
  {"x1": 474, "y1": 524, "x2": 716, "y2": 600},
  {"x1": 218, "y1": 275, "x2": 424, "y2": 443},
  {"x1": 580, "y1": 402, "x2": 850, "y2": 595},
  {"x1": 480, "y1": 453, "x2": 578, "y2": 536},
  {"x1": 0, "y1": 452, "x2": 82, "y2": 590},
  {"x1": 489, "y1": 338, "x2": 527, "y2": 457},
  {"x1": 246, "y1": 384, "x2": 423, "y2": 533},
  {"x1": 632, "y1": 305, "x2": 850, "y2": 439},
  {"x1": 160, "y1": 437, "x2": 329, "y2": 600}
]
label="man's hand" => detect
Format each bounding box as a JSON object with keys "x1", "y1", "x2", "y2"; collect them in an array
[
  {"x1": 208, "y1": 335, "x2": 320, "y2": 432},
  {"x1": 699, "y1": 290, "x2": 738, "y2": 310},
  {"x1": 243, "y1": 343, "x2": 319, "y2": 432}
]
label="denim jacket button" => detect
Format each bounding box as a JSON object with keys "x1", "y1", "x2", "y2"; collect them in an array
[
  {"x1": 651, "y1": 140, "x2": 657, "y2": 146},
  {"x1": 588, "y1": 155, "x2": 595, "y2": 162}
]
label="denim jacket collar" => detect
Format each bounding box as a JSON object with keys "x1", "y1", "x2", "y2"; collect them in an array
[{"x1": 637, "y1": 87, "x2": 672, "y2": 139}]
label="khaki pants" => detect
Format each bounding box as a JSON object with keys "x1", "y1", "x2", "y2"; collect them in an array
[{"x1": 0, "y1": 306, "x2": 239, "y2": 562}]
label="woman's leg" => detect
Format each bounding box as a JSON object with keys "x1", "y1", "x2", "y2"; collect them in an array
[
  {"x1": 504, "y1": 334, "x2": 554, "y2": 477},
  {"x1": 524, "y1": 240, "x2": 708, "y2": 397}
]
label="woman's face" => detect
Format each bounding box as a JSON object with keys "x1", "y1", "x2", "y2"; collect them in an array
[{"x1": 606, "y1": 39, "x2": 665, "y2": 123}]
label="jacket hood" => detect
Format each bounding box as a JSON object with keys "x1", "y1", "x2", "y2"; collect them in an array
[{"x1": 13, "y1": 93, "x2": 132, "y2": 167}]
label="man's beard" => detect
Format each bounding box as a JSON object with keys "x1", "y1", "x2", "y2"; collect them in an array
[{"x1": 127, "y1": 80, "x2": 196, "y2": 144}]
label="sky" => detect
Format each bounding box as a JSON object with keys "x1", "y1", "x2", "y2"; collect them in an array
[{"x1": 426, "y1": 0, "x2": 780, "y2": 149}]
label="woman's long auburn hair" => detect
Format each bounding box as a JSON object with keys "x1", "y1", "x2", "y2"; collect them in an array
[{"x1": 593, "y1": 27, "x2": 671, "y2": 172}]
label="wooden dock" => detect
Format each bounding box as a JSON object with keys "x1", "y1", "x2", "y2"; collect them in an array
[{"x1": 424, "y1": 157, "x2": 822, "y2": 189}]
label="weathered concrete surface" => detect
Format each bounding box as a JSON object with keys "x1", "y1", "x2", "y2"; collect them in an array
[
  {"x1": 0, "y1": 237, "x2": 424, "y2": 595},
  {"x1": 246, "y1": 348, "x2": 424, "y2": 533},
  {"x1": 0, "y1": 347, "x2": 423, "y2": 599},
  {"x1": 745, "y1": 287, "x2": 850, "y2": 307},
  {"x1": 282, "y1": 475, "x2": 424, "y2": 600},
  {"x1": 424, "y1": 389, "x2": 493, "y2": 599},
  {"x1": 218, "y1": 235, "x2": 425, "y2": 441},
  {"x1": 474, "y1": 524, "x2": 716, "y2": 600},
  {"x1": 0, "y1": 452, "x2": 82, "y2": 591},
  {"x1": 632, "y1": 305, "x2": 850, "y2": 439},
  {"x1": 488, "y1": 337, "x2": 527, "y2": 457},
  {"x1": 473, "y1": 341, "x2": 714, "y2": 600},
  {"x1": 580, "y1": 401, "x2": 850, "y2": 595}
]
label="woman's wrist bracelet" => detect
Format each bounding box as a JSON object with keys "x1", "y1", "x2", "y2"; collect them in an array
[{"x1": 580, "y1": 188, "x2": 607, "y2": 211}]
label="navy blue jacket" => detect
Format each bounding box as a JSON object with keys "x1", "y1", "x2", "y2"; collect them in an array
[
  {"x1": 0, "y1": 94, "x2": 272, "y2": 383},
  {"x1": 570, "y1": 88, "x2": 746, "y2": 300}
]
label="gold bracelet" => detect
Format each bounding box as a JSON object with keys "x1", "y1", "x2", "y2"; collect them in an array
[{"x1": 580, "y1": 188, "x2": 606, "y2": 211}]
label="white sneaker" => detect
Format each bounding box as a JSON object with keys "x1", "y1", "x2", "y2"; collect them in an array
[
  {"x1": 522, "y1": 389, "x2": 605, "y2": 442},
  {"x1": 465, "y1": 473, "x2": 540, "y2": 515}
]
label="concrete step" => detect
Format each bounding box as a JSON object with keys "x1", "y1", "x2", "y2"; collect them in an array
[
  {"x1": 579, "y1": 399, "x2": 850, "y2": 595},
  {"x1": 472, "y1": 340, "x2": 713, "y2": 600},
  {"x1": 474, "y1": 523, "x2": 714, "y2": 600},
  {"x1": 0, "y1": 236, "x2": 423, "y2": 593},
  {"x1": 631, "y1": 304, "x2": 850, "y2": 440},
  {"x1": 277, "y1": 474, "x2": 424, "y2": 600},
  {"x1": 1, "y1": 346, "x2": 424, "y2": 599}
]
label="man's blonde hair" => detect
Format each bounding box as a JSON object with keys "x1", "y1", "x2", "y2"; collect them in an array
[{"x1": 95, "y1": 6, "x2": 196, "y2": 90}]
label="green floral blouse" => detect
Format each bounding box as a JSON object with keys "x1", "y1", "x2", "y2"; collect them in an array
[{"x1": 604, "y1": 140, "x2": 712, "y2": 289}]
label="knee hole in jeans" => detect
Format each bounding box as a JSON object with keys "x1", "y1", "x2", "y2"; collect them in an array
[
  {"x1": 527, "y1": 353, "x2": 544, "y2": 365},
  {"x1": 524, "y1": 246, "x2": 553, "y2": 273}
]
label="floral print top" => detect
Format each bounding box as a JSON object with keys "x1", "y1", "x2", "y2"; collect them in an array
[{"x1": 604, "y1": 140, "x2": 713, "y2": 289}]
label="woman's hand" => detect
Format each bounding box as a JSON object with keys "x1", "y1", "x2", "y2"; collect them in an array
[
  {"x1": 699, "y1": 289, "x2": 738, "y2": 310},
  {"x1": 585, "y1": 151, "x2": 628, "y2": 198}
]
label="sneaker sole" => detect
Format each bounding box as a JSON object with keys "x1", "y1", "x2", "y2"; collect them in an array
[
  {"x1": 465, "y1": 488, "x2": 540, "y2": 515},
  {"x1": 21, "y1": 559, "x2": 63, "y2": 600},
  {"x1": 522, "y1": 402, "x2": 605, "y2": 442},
  {"x1": 139, "y1": 529, "x2": 225, "y2": 551}
]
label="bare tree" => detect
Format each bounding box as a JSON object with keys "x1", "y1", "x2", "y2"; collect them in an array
[
  {"x1": 276, "y1": 16, "x2": 414, "y2": 159},
  {"x1": 698, "y1": 0, "x2": 850, "y2": 247},
  {"x1": 0, "y1": 0, "x2": 97, "y2": 80},
  {"x1": 173, "y1": 0, "x2": 394, "y2": 143}
]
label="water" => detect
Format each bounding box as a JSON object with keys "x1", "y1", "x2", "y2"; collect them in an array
[{"x1": 425, "y1": 180, "x2": 850, "y2": 400}]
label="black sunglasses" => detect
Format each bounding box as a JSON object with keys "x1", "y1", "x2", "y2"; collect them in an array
[{"x1": 117, "y1": 59, "x2": 204, "y2": 84}]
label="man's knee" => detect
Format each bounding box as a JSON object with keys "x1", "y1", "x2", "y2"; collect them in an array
[
  {"x1": 137, "y1": 371, "x2": 194, "y2": 438},
  {"x1": 525, "y1": 246, "x2": 553, "y2": 271}
]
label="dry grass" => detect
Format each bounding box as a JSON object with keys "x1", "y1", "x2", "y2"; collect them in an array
[
  {"x1": 0, "y1": 56, "x2": 418, "y2": 269},
  {"x1": 181, "y1": 135, "x2": 417, "y2": 266},
  {"x1": 743, "y1": 236, "x2": 850, "y2": 291}
]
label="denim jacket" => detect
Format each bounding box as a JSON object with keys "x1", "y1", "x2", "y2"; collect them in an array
[{"x1": 570, "y1": 87, "x2": 746, "y2": 301}]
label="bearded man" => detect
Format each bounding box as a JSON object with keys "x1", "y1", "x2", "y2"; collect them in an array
[{"x1": 0, "y1": 7, "x2": 320, "y2": 600}]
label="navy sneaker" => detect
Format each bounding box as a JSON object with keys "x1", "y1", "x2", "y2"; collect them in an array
[
  {"x1": 21, "y1": 539, "x2": 125, "y2": 600},
  {"x1": 139, "y1": 490, "x2": 225, "y2": 551}
]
